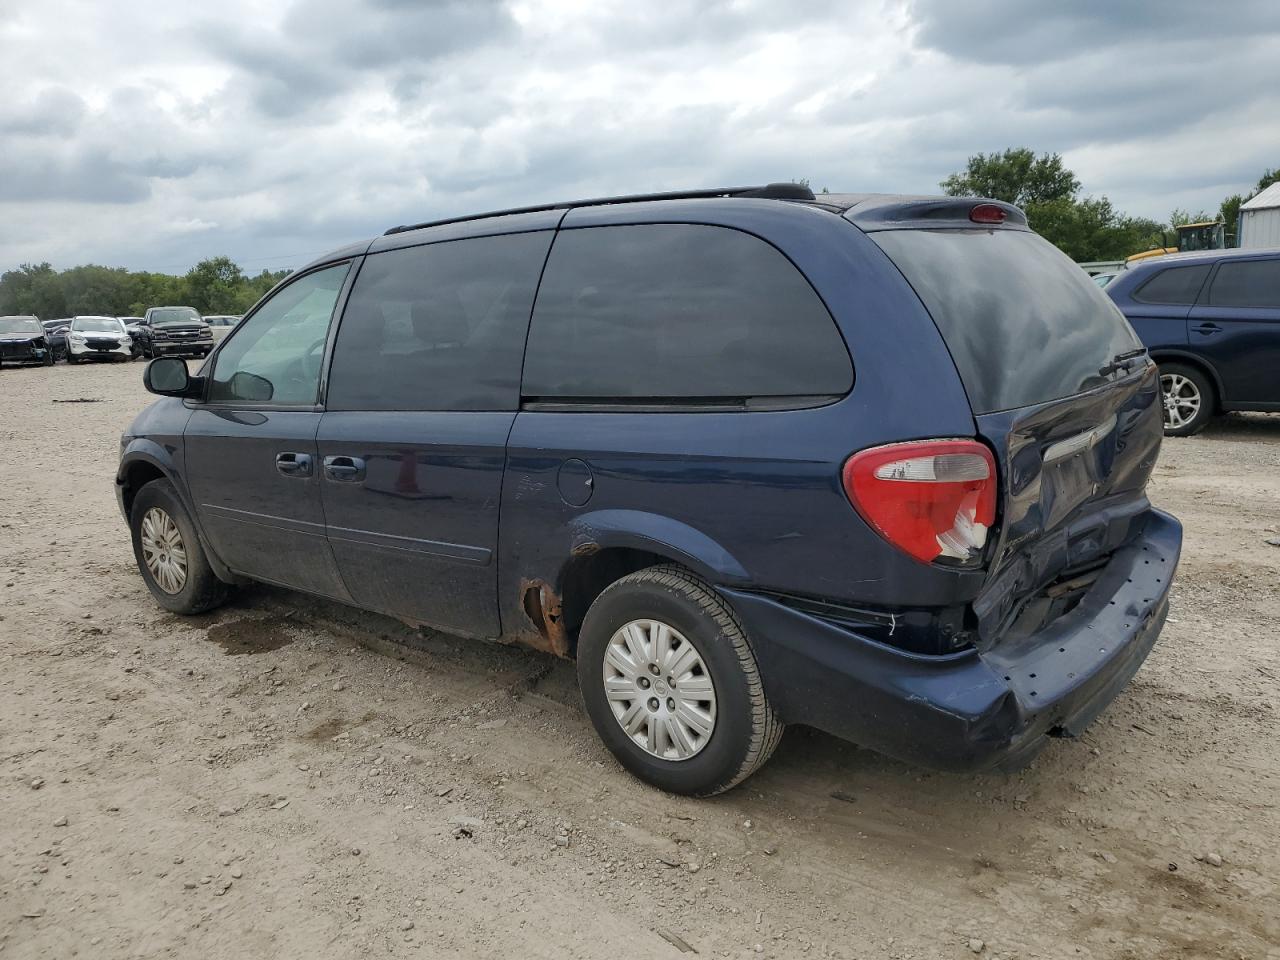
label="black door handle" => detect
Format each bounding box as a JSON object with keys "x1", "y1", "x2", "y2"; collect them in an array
[
  {"x1": 1192, "y1": 322, "x2": 1222, "y2": 334},
  {"x1": 275, "y1": 452, "x2": 313, "y2": 477},
  {"x1": 323, "y1": 455, "x2": 366, "y2": 482}
]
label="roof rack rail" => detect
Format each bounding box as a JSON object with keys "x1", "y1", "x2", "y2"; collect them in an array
[{"x1": 382, "y1": 182, "x2": 815, "y2": 236}]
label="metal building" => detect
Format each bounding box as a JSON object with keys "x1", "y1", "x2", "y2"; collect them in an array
[{"x1": 1238, "y1": 182, "x2": 1280, "y2": 248}]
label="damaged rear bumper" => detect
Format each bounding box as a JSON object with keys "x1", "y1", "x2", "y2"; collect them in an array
[{"x1": 723, "y1": 508, "x2": 1182, "y2": 772}]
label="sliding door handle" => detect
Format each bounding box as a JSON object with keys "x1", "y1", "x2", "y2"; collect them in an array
[
  {"x1": 323, "y1": 455, "x2": 366, "y2": 482},
  {"x1": 275, "y1": 452, "x2": 313, "y2": 477}
]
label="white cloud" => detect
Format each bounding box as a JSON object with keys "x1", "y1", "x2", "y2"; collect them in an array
[{"x1": 1, "y1": 0, "x2": 1278, "y2": 272}]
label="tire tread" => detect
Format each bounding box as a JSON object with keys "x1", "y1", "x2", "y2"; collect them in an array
[{"x1": 594, "y1": 564, "x2": 783, "y2": 795}]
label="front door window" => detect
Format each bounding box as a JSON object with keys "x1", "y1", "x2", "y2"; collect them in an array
[{"x1": 208, "y1": 263, "x2": 349, "y2": 405}]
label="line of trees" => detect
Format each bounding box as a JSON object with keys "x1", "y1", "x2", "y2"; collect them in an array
[
  {"x1": 941, "y1": 148, "x2": 1277, "y2": 262},
  {"x1": 0, "y1": 256, "x2": 290, "y2": 320},
  {"x1": 4, "y1": 155, "x2": 1276, "y2": 312}
]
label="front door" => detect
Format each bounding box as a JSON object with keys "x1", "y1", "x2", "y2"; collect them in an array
[
  {"x1": 316, "y1": 229, "x2": 554, "y2": 637},
  {"x1": 1188, "y1": 256, "x2": 1280, "y2": 406},
  {"x1": 184, "y1": 261, "x2": 353, "y2": 598}
]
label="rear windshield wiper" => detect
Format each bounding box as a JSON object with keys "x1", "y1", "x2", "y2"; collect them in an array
[{"x1": 1099, "y1": 348, "x2": 1148, "y2": 377}]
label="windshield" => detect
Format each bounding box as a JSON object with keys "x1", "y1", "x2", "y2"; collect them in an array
[
  {"x1": 0, "y1": 317, "x2": 42, "y2": 336},
  {"x1": 72, "y1": 317, "x2": 124, "y2": 333},
  {"x1": 872, "y1": 229, "x2": 1143, "y2": 414},
  {"x1": 151, "y1": 307, "x2": 201, "y2": 326}
]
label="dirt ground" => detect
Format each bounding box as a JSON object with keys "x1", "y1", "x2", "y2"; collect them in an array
[{"x1": 2, "y1": 360, "x2": 1278, "y2": 960}]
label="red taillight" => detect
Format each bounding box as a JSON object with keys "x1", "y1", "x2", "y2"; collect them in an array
[
  {"x1": 842, "y1": 440, "x2": 997, "y2": 565},
  {"x1": 969, "y1": 203, "x2": 1007, "y2": 224}
]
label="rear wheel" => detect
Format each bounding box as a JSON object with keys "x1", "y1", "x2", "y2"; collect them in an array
[
  {"x1": 577, "y1": 565, "x2": 783, "y2": 796},
  {"x1": 1159, "y1": 362, "x2": 1214, "y2": 437},
  {"x1": 129, "y1": 479, "x2": 229, "y2": 614}
]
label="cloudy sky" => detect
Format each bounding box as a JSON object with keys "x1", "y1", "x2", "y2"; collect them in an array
[{"x1": 3, "y1": 0, "x2": 1278, "y2": 274}]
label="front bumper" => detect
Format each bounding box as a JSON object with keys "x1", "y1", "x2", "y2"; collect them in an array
[
  {"x1": 724, "y1": 508, "x2": 1182, "y2": 772},
  {"x1": 70, "y1": 342, "x2": 131, "y2": 360},
  {"x1": 151, "y1": 340, "x2": 211, "y2": 357},
  {"x1": 0, "y1": 341, "x2": 50, "y2": 363}
]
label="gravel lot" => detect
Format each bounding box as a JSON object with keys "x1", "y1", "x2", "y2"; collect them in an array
[{"x1": 2, "y1": 360, "x2": 1278, "y2": 960}]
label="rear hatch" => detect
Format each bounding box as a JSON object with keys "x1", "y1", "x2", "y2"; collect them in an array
[{"x1": 868, "y1": 218, "x2": 1164, "y2": 646}]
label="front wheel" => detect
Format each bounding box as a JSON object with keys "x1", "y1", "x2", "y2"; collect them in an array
[
  {"x1": 1159, "y1": 362, "x2": 1215, "y2": 437},
  {"x1": 42, "y1": 350, "x2": 54, "y2": 367},
  {"x1": 577, "y1": 565, "x2": 783, "y2": 796},
  {"x1": 129, "y1": 479, "x2": 229, "y2": 614}
]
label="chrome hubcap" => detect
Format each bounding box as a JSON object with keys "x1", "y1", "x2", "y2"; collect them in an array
[
  {"x1": 140, "y1": 507, "x2": 187, "y2": 594},
  {"x1": 603, "y1": 619, "x2": 716, "y2": 761},
  {"x1": 1160, "y1": 373, "x2": 1201, "y2": 430}
]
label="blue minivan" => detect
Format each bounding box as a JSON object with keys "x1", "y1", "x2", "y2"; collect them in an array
[
  {"x1": 117, "y1": 185, "x2": 1181, "y2": 795},
  {"x1": 1106, "y1": 247, "x2": 1280, "y2": 435}
]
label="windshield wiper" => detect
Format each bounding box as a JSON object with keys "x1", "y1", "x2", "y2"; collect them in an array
[{"x1": 1099, "y1": 347, "x2": 1148, "y2": 378}]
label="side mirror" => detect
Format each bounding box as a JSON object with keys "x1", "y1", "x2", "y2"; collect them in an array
[
  {"x1": 144, "y1": 357, "x2": 201, "y2": 398},
  {"x1": 228, "y1": 370, "x2": 273, "y2": 402}
]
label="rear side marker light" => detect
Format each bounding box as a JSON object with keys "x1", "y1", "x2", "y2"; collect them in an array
[
  {"x1": 969, "y1": 203, "x2": 1007, "y2": 224},
  {"x1": 842, "y1": 440, "x2": 997, "y2": 565}
]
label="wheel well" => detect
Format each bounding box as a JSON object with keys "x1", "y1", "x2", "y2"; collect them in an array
[
  {"x1": 1151, "y1": 354, "x2": 1221, "y2": 411},
  {"x1": 120, "y1": 461, "x2": 166, "y2": 519},
  {"x1": 558, "y1": 547, "x2": 675, "y2": 653}
]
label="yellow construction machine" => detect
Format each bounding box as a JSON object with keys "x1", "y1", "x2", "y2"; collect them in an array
[{"x1": 1126, "y1": 220, "x2": 1228, "y2": 264}]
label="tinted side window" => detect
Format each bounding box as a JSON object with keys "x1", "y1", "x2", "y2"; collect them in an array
[
  {"x1": 1132, "y1": 264, "x2": 1211, "y2": 305},
  {"x1": 1206, "y1": 259, "x2": 1280, "y2": 308},
  {"x1": 326, "y1": 232, "x2": 552, "y2": 412},
  {"x1": 209, "y1": 263, "x2": 349, "y2": 405},
  {"x1": 522, "y1": 224, "x2": 852, "y2": 400}
]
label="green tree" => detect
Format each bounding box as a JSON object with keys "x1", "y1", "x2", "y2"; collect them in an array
[
  {"x1": 1168, "y1": 208, "x2": 1213, "y2": 228},
  {"x1": 941, "y1": 148, "x2": 1079, "y2": 208},
  {"x1": 942, "y1": 148, "x2": 1162, "y2": 261},
  {"x1": 184, "y1": 256, "x2": 245, "y2": 314},
  {"x1": 0, "y1": 257, "x2": 289, "y2": 321}
]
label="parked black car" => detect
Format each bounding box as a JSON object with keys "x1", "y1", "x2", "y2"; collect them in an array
[
  {"x1": 0, "y1": 315, "x2": 56, "y2": 367},
  {"x1": 133, "y1": 306, "x2": 214, "y2": 359},
  {"x1": 118, "y1": 318, "x2": 146, "y2": 358},
  {"x1": 1106, "y1": 247, "x2": 1280, "y2": 435},
  {"x1": 118, "y1": 184, "x2": 1181, "y2": 796},
  {"x1": 42, "y1": 319, "x2": 71, "y2": 362}
]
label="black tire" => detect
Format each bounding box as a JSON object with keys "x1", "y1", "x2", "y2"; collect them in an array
[
  {"x1": 1158, "y1": 362, "x2": 1215, "y2": 437},
  {"x1": 42, "y1": 350, "x2": 54, "y2": 367},
  {"x1": 66, "y1": 352, "x2": 78, "y2": 365},
  {"x1": 129, "y1": 478, "x2": 230, "y2": 614},
  {"x1": 576, "y1": 565, "x2": 783, "y2": 796}
]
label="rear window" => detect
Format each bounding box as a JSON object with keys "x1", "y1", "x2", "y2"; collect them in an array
[
  {"x1": 522, "y1": 224, "x2": 852, "y2": 402},
  {"x1": 1133, "y1": 264, "x2": 1211, "y2": 305},
  {"x1": 871, "y1": 229, "x2": 1142, "y2": 414},
  {"x1": 1206, "y1": 258, "x2": 1280, "y2": 308}
]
